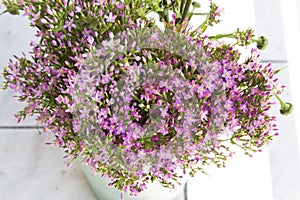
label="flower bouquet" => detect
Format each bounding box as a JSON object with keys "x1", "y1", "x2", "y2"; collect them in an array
[{"x1": 1, "y1": 0, "x2": 292, "y2": 199}]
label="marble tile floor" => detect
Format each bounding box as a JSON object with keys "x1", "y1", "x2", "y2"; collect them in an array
[{"x1": 0, "y1": 130, "x2": 97, "y2": 200}]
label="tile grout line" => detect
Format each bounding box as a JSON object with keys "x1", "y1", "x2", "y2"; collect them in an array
[
  {"x1": 261, "y1": 60, "x2": 287, "y2": 63},
  {"x1": 0, "y1": 126, "x2": 42, "y2": 129},
  {"x1": 184, "y1": 182, "x2": 188, "y2": 200}
]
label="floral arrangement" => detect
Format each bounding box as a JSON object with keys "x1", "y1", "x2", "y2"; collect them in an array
[{"x1": 1, "y1": 0, "x2": 292, "y2": 197}]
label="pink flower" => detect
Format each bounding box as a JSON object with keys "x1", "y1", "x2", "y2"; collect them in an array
[{"x1": 105, "y1": 12, "x2": 117, "y2": 23}]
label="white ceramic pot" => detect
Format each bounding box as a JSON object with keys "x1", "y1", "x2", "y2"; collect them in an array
[{"x1": 81, "y1": 164, "x2": 185, "y2": 200}]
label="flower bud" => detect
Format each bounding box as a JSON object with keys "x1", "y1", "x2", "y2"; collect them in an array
[
  {"x1": 192, "y1": 2, "x2": 201, "y2": 8},
  {"x1": 280, "y1": 102, "x2": 293, "y2": 116},
  {"x1": 256, "y1": 36, "x2": 268, "y2": 50}
]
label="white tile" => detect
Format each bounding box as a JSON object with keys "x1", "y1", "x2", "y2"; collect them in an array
[
  {"x1": 279, "y1": 0, "x2": 300, "y2": 161},
  {"x1": 0, "y1": 130, "x2": 96, "y2": 200},
  {"x1": 0, "y1": 10, "x2": 37, "y2": 68},
  {"x1": 176, "y1": 189, "x2": 185, "y2": 200},
  {"x1": 0, "y1": 90, "x2": 36, "y2": 126},
  {"x1": 268, "y1": 63, "x2": 300, "y2": 200},
  {"x1": 187, "y1": 150, "x2": 273, "y2": 200},
  {"x1": 253, "y1": 0, "x2": 287, "y2": 61}
]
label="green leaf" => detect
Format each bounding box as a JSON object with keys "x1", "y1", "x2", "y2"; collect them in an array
[
  {"x1": 2, "y1": 0, "x2": 23, "y2": 15},
  {"x1": 274, "y1": 69, "x2": 280, "y2": 74},
  {"x1": 52, "y1": 25, "x2": 63, "y2": 32},
  {"x1": 137, "y1": 7, "x2": 146, "y2": 18}
]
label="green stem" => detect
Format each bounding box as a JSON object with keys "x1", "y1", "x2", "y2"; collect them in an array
[
  {"x1": 230, "y1": 138, "x2": 244, "y2": 149},
  {"x1": 180, "y1": 0, "x2": 185, "y2": 14},
  {"x1": 0, "y1": 11, "x2": 7, "y2": 16},
  {"x1": 163, "y1": 0, "x2": 169, "y2": 23},
  {"x1": 208, "y1": 33, "x2": 235, "y2": 40},
  {"x1": 181, "y1": 0, "x2": 192, "y2": 22},
  {"x1": 192, "y1": 12, "x2": 209, "y2": 16},
  {"x1": 274, "y1": 94, "x2": 285, "y2": 107}
]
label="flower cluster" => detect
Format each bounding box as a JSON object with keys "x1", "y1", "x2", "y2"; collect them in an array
[{"x1": 1, "y1": 0, "x2": 291, "y2": 196}]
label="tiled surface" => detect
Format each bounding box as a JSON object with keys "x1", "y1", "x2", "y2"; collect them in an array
[
  {"x1": 254, "y1": 0, "x2": 300, "y2": 199},
  {"x1": 0, "y1": 90, "x2": 36, "y2": 126},
  {"x1": 279, "y1": 0, "x2": 300, "y2": 155},
  {"x1": 267, "y1": 63, "x2": 300, "y2": 200},
  {"x1": 253, "y1": 0, "x2": 287, "y2": 61},
  {"x1": 0, "y1": 130, "x2": 96, "y2": 200},
  {"x1": 187, "y1": 150, "x2": 273, "y2": 200},
  {"x1": 0, "y1": 1, "x2": 299, "y2": 200}
]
